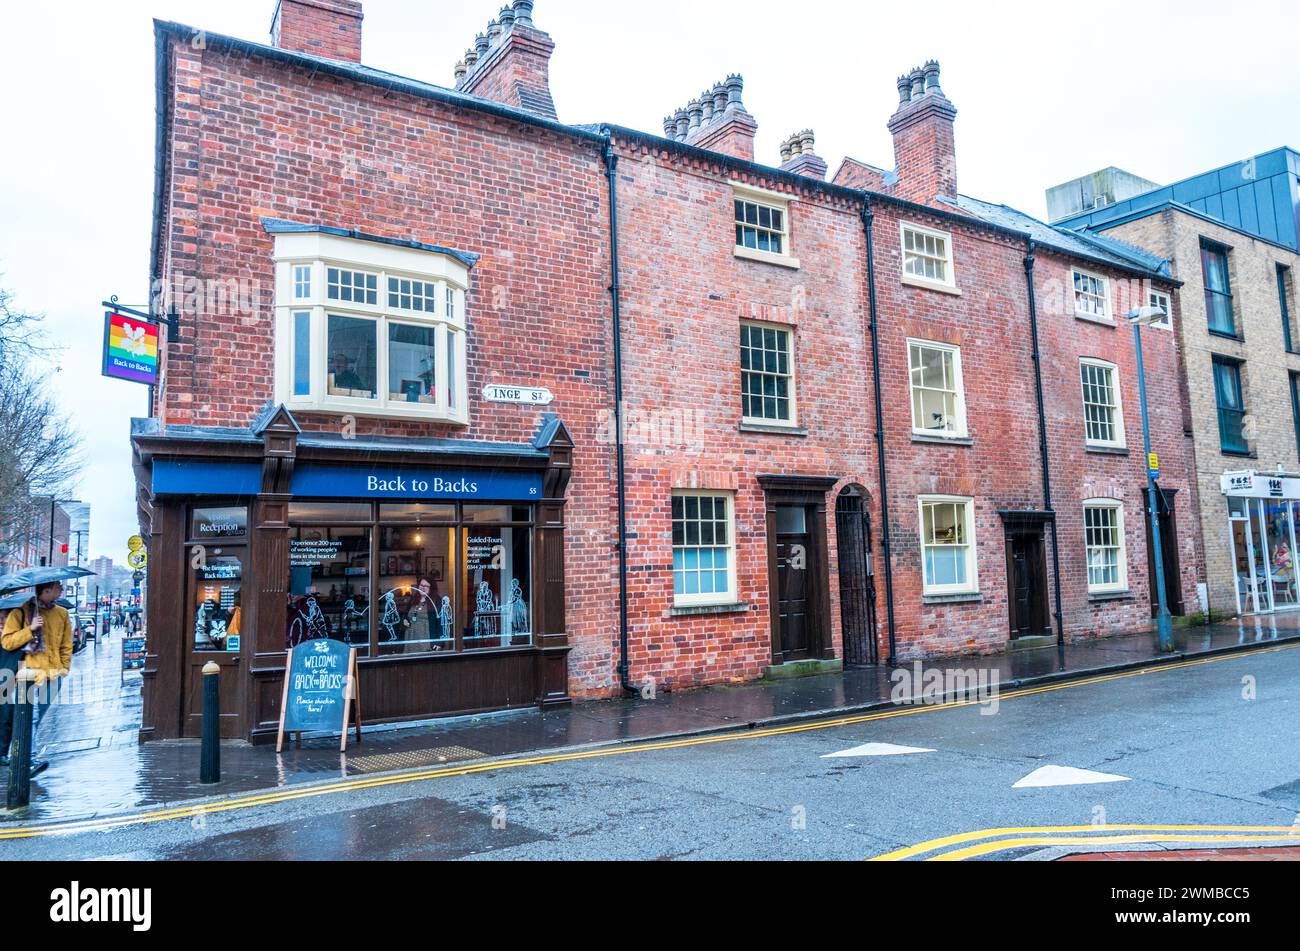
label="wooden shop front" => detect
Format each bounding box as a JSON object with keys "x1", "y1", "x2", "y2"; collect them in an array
[{"x1": 130, "y1": 406, "x2": 574, "y2": 743}]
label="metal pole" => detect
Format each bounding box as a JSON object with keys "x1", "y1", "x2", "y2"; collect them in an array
[
  {"x1": 1134, "y1": 323, "x2": 1175, "y2": 652},
  {"x1": 200, "y1": 661, "x2": 221, "y2": 784},
  {"x1": 6, "y1": 669, "x2": 37, "y2": 809}
]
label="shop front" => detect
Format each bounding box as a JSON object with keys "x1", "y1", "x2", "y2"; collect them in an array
[
  {"x1": 131, "y1": 405, "x2": 574, "y2": 743},
  {"x1": 1221, "y1": 470, "x2": 1300, "y2": 616}
]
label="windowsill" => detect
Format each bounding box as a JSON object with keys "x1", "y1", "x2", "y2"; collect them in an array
[
  {"x1": 1085, "y1": 444, "x2": 1129, "y2": 456},
  {"x1": 922, "y1": 591, "x2": 982, "y2": 605},
  {"x1": 912, "y1": 432, "x2": 973, "y2": 446},
  {"x1": 670, "y1": 602, "x2": 751, "y2": 617},
  {"x1": 285, "y1": 397, "x2": 469, "y2": 425},
  {"x1": 1088, "y1": 590, "x2": 1133, "y2": 602},
  {"x1": 740, "y1": 421, "x2": 808, "y2": 437},
  {"x1": 901, "y1": 274, "x2": 962, "y2": 296},
  {"x1": 1074, "y1": 312, "x2": 1116, "y2": 327},
  {"x1": 1208, "y1": 329, "x2": 1242, "y2": 342},
  {"x1": 1221, "y1": 449, "x2": 1256, "y2": 459},
  {"x1": 734, "y1": 246, "x2": 801, "y2": 270}
]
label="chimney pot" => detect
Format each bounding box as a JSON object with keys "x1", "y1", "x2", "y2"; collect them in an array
[
  {"x1": 499, "y1": 5, "x2": 515, "y2": 29},
  {"x1": 487, "y1": 19, "x2": 502, "y2": 44},
  {"x1": 512, "y1": 0, "x2": 535, "y2": 28},
  {"x1": 780, "y1": 139, "x2": 793, "y2": 162},
  {"x1": 799, "y1": 129, "x2": 815, "y2": 154},
  {"x1": 454, "y1": 60, "x2": 468, "y2": 84},
  {"x1": 688, "y1": 99, "x2": 703, "y2": 130},
  {"x1": 674, "y1": 109, "x2": 690, "y2": 139},
  {"x1": 909, "y1": 68, "x2": 925, "y2": 101},
  {"x1": 896, "y1": 74, "x2": 912, "y2": 105},
  {"x1": 474, "y1": 32, "x2": 490, "y2": 56},
  {"x1": 712, "y1": 84, "x2": 728, "y2": 115},
  {"x1": 923, "y1": 60, "x2": 943, "y2": 96},
  {"x1": 701, "y1": 94, "x2": 715, "y2": 124},
  {"x1": 464, "y1": 47, "x2": 478, "y2": 67},
  {"x1": 725, "y1": 74, "x2": 744, "y2": 110}
]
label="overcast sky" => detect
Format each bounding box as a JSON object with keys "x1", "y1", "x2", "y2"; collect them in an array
[{"x1": 1, "y1": 0, "x2": 1296, "y2": 563}]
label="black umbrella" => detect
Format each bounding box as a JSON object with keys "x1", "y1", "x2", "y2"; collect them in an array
[{"x1": 0, "y1": 565, "x2": 95, "y2": 596}]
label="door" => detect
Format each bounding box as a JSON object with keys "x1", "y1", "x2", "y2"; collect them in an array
[
  {"x1": 183, "y1": 546, "x2": 247, "y2": 738},
  {"x1": 1144, "y1": 489, "x2": 1185, "y2": 617},
  {"x1": 775, "y1": 506, "x2": 811, "y2": 659},
  {"x1": 1005, "y1": 530, "x2": 1049, "y2": 639},
  {"x1": 835, "y1": 491, "x2": 878, "y2": 667}
]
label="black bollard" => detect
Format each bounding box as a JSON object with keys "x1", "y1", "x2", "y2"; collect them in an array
[
  {"x1": 6, "y1": 670, "x2": 37, "y2": 810},
  {"x1": 200, "y1": 661, "x2": 221, "y2": 784}
]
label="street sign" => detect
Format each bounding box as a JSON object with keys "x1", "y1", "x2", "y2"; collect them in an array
[
  {"x1": 127, "y1": 549, "x2": 148, "y2": 569},
  {"x1": 102, "y1": 312, "x2": 160, "y2": 386},
  {"x1": 132, "y1": 570, "x2": 145, "y2": 584},
  {"x1": 481, "y1": 384, "x2": 555, "y2": 406},
  {"x1": 128, "y1": 535, "x2": 145, "y2": 552},
  {"x1": 1148, "y1": 452, "x2": 1160, "y2": 481}
]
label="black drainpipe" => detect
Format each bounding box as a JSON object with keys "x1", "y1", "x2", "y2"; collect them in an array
[
  {"x1": 1023, "y1": 239, "x2": 1065, "y2": 647},
  {"x1": 861, "y1": 196, "x2": 898, "y2": 667},
  {"x1": 601, "y1": 130, "x2": 637, "y2": 694}
]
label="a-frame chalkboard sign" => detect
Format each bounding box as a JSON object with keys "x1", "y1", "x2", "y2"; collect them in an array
[{"x1": 276, "y1": 638, "x2": 362, "y2": 753}]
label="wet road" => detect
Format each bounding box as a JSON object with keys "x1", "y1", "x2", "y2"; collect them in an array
[{"x1": 6, "y1": 641, "x2": 1300, "y2": 860}]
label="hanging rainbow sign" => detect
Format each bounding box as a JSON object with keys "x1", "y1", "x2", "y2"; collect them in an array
[{"x1": 103, "y1": 312, "x2": 160, "y2": 386}]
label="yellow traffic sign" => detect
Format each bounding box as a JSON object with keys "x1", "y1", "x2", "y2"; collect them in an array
[
  {"x1": 1148, "y1": 452, "x2": 1159, "y2": 471},
  {"x1": 127, "y1": 549, "x2": 148, "y2": 570},
  {"x1": 128, "y1": 535, "x2": 145, "y2": 552}
]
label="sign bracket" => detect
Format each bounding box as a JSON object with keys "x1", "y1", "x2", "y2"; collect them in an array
[{"x1": 101, "y1": 295, "x2": 183, "y2": 342}]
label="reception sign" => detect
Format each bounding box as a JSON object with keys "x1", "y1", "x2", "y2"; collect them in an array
[
  {"x1": 102, "y1": 312, "x2": 160, "y2": 386},
  {"x1": 276, "y1": 638, "x2": 362, "y2": 753}
]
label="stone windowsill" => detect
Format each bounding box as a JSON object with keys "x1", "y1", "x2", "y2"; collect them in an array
[
  {"x1": 912, "y1": 433, "x2": 974, "y2": 446},
  {"x1": 1086, "y1": 444, "x2": 1130, "y2": 456},
  {"x1": 740, "y1": 421, "x2": 809, "y2": 437},
  {"x1": 1088, "y1": 590, "x2": 1133, "y2": 602},
  {"x1": 670, "y1": 602, "x2": 752, "y2": 617},
  {"x1": 734, "y1": 246, "x2": 801, "y2": 270},
  {"x1": 1074, "y1": 311, "x2": 1117, "y2": 327},
  {"x1": 901, "y1": 274, "x2": 962, "y2": 296},
  {"x1": 922, "y1": 591, "x2": 983, "y2": 605}
]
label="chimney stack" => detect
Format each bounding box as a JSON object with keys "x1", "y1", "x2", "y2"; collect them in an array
[
  {"x1": 662, "y1": 74, "x2": 758, "y2": 162},
  {"x1": 271, "y1": 0, "x2": 363, "y2": 63},
  {"x1": 778, "y1": 130, "x2": 827, "y2": 180},
  {"x1": 455, "y1": 0, "x2": 558, "y2": 120},
  {"x1": 887, "y1": 59, "x2": 958, "y2": 205}
]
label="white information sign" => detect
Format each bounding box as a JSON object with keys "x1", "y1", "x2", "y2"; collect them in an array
[{"x1": 482, "y1": 384, "x2": 554, "y2": 406}]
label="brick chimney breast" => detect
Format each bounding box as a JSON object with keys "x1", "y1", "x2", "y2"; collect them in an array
[
  {"x1": 887, "y1": 59, "x2": 958, "y2": 205},
  {"x1": 457, "y1": 0, "x2": 558, "y2": 120},
  {"x1": 663, "y1": 74, "x2": 758, "y2": 162},
  {"x1": 271, "y1": 0, "x2": 363, "y2": 63}
]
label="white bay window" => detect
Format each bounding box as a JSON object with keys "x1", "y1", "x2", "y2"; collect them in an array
[{"x1": 272, "y1": 229, "x2": 470, "y2": 423}]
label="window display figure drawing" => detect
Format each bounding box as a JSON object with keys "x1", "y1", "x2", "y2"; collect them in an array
[
  {"x1": 341, "y1": 597, "x2": 367, "y2": 645},
  {"x1": 437, "y1": 596, "x2": 453, "y2": 643},
  {"x1": 507, "y1": 578, "x2": 528, "y2": 637},
  {"x1": 472, "y1": 581, "x2": 500, "y2": 638},
  {"x1": 286, "y1": 591, "x2": 331, "y2": 649},
  {"x1": 379, "y1": 589, "x2": 402, "y2": 642}
]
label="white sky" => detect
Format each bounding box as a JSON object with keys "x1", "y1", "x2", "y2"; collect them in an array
[{"x1": 1, "y1": 0, "x2": 1297, "y2": 562}]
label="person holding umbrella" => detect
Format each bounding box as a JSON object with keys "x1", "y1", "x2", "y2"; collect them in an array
[{"x1": 0, "y1": 565, "x2": 90, "y2": 774}]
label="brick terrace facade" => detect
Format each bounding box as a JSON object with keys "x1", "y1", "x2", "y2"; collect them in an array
[{"x1": 144, "y1": 1, "x2": 1204, "y2": 715}]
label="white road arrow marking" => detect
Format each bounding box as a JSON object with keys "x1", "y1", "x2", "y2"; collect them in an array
[
  {"x1": 1013, "y1": 765, "x2": 1131, "y2": 788},
  {"x1": 822, "y1": 743, "x2": 936, "y2": 759}
]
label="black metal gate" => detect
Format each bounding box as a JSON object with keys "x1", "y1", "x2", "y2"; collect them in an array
[{"x1": 836, "y1": 492, "x2": 878, "y2": 667}]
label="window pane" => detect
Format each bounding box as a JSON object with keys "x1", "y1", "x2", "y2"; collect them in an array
[
  {"x1": 388, "y1": 323, "x2": 437, "y2": 404},
  {"x1": 192, "y1": 552, "x2": 243, "y2": 653},
  {"x1": 190, "y1": 506, "x2": 248, "y2": 540},
  {"x1": 288, "y1": 526, "x2": 372, "y2": 657},
  {"x1": 463, "y1": 504, "x2": 533, "y2": 523},
  {"x1": 377, "y1": 525, "x2": 455, "y2": 656},
  {"x1": 447, "y1": 330, "x2": 458, "y2": 410},
  {"x1": 464, "y1": 525, "x2": 532, "y2": 649},
  {"x1": 379, "y1": 503, "x2": 456, "y2": 522},
  {"x1": 328, "y1": 315, "x2": 377, "y2": 398},
  {"x1": 289, "y1": 502, "x2": 372, "y2": 523},
  {"x1": 293, "y1": 311, "x2": 311, "y2": 397}
]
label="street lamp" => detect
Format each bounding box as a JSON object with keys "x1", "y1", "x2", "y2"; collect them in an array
[{"x1": 1128, "y1": 306, "x2": 1174, "y2": 652}]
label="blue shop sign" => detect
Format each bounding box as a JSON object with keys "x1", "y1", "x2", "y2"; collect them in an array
[
  {"x1": 153, "y1": 461, "x2": 263, "y2": 496},
  {"x1": 290, "y1": 464, "x2": 542, "y2": 501}
]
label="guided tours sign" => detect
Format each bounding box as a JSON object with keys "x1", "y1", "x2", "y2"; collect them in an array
[{"x1": 276, "y1": 638, "x2": 362, "y2": 753}]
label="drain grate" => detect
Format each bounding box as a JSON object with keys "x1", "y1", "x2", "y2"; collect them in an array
[{"x1": 347, "y1": 746, "x2": 487, "y2": 774}]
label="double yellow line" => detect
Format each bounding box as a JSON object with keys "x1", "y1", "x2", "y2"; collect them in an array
[
  {"x1": 871, "y1": 825, "x2": 1300, "y2": 861},
  {"x1": 2, "y1": 641, "x2": 1296, "y2": 841}
]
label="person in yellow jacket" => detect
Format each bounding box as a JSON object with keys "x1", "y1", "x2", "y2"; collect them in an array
[{"x1": 2, "y1": 581, "x2": 73, "y2": 775}]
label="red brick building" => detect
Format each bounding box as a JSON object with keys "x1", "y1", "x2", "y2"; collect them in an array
[{"x1": 134, "y1": 0, "x2": 1201, "y2": 741}]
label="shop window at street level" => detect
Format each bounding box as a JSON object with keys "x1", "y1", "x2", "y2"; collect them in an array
[
  {"x1": 288, "y1": 524, "x2": 372, "y2": 656},
  {"x1": 463, "y1": 524, "x2": 533, "y2": 651},
  {"x1": 192, "y1": 551, "x2": 243, "y2": 653},
  {"x1": 377, "y1": 524, "x2": 455, "y2": 656}
]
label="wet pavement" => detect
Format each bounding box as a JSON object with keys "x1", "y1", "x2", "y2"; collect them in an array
[{"x1": 3, "y1": 613, "x2": 1299, "y2": 825}]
